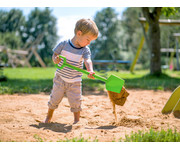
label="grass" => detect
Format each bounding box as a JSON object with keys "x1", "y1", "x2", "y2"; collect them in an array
[
  {"x1": 0, "y1": 67, "x2": 55, "y2": 94},
  {"x1": 32, "y1": 128, "x2": 180, "y2": 142},
  {"x1": 33, "y1": 134, "x2": 99, "y2": 142},
  {"x1": 121, "y1": 128, "x2": 180, "y2": 142},
  {"x1": 0, "y1": 67, "x2": 180, "y2": 94}
]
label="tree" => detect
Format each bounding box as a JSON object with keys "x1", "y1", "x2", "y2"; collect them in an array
[
  {"x1": 121, "y1": 8, "x2": 151, "y2": 68},
  {"x1": 121, "y1": 8, "x2": 142, "y2": 51},
  {"x1": 90, "y1": 7, "x2": 121, "y2": 60},
  {"x1": 20, "y1": 7, "x2": 58, "y2": 66},
  {"x1": 142, "y1": 7, "x2": 179, "y2": 75},
  {"x1": 0, "y1": 9, "x2": 25, "y2": 33},
  {"x1": 0, "y1": 9, "x2": 25, "y2": 49},
  {"x1": 0, "y1": 32, "x2": 22, "y2": 49},
  {"x1": 142, "y1": 7, "x2": 162, "y2": 76}
]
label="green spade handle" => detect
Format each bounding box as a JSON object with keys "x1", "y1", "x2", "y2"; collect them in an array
[{"x1": 55, "y1": 55, "x2": 107, "y2": 82}]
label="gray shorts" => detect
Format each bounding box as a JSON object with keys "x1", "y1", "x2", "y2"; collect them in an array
[{"x1": 48, "y1": 74, "x2": 82, "y2": 112}]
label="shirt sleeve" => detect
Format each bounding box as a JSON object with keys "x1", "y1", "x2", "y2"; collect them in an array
[
  {"x1": 82, "y1": 47, "x2": 91, "y2": 59},
  {"x1": 52, "y1": 40, "x2": 66, "y2": 54}
]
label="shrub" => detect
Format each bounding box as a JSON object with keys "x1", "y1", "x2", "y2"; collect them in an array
[{"x1": 122, "y1": 128, "x2": 180, "y2": 142}]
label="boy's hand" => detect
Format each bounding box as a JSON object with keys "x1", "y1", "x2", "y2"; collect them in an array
[
  {"x1": 88, "y1": 71, "x2": 95, "y2": 79},
  {"x1": 53, "y1": 55, "x2": 61, "y2": 64}
]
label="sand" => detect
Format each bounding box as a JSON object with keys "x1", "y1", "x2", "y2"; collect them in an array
[{"x1": 0, "y1": 89, "x2": 179, "y2": 142}]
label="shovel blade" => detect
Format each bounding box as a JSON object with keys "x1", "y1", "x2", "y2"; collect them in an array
[{"x1": 106, "y1": 74, "x2": 124, "y2": 93}]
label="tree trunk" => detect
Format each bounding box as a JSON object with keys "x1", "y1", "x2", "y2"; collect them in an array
[
  {"x1": 142, "y1": 7, "x2": 162, "y2": 76},
  {"x1": 149, "y1": 21, "x2": 161, "y2": 75}
]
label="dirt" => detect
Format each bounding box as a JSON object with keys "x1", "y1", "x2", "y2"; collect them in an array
[{"x1": 0, "y1": 89, "x2": 179, "y2": 142}]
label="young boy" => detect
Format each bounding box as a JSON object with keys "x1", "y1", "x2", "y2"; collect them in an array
[{"x1": 44, "y1": 18, "x2": 99, "y2": 124}]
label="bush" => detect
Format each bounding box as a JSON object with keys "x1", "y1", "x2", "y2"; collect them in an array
[{"x1": 122, "y1": 128, "x2": 180, "y2": 142}]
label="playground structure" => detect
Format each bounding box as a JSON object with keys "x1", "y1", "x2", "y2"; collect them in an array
[
  {"x1": 173, "y1": 33, "x2": 180, "y2": 70},
  {"x1": 93, "y1": 60, "x2": 131, "y2": 71},
  {"x1": 162, "y1": 85, "x2": 180, "y2": 118},
  {"x1": 130, "y1": 18, "x2": 180, "y2": 73},
  {"x1": 0, "y1": 34, "x2": 46, "y2": 68}
]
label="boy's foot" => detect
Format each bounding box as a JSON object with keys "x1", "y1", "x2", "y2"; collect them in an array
[
  {"x1": 72, "y1": 120, "x2": 83, "y2": 129},
  {"x1": 35, "y1": 118, "x2": 50, "y2": 123},
  {"x1": 43, "y1": 116, "x2": 51, "y2": 123},
  {"x1": 73, "y1": 120, "x2": 79, "y2": 124},
  {"x1": 42, "y1": 109, "x2": 54, "y2": 123}
]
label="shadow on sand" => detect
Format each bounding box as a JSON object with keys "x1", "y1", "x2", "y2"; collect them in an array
[
  {"x1": 30, "y1": 122, "x2": 72, "y2": 133},
  {"x1": 85, "y1": 125, "x2": 117, "y2": 130}
]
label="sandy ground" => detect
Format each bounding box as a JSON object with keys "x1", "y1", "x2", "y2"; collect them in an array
[{"x1": 0, "y1": 89, "x2": 179, "y2": 142}]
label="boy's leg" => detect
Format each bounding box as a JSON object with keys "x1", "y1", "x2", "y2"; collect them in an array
[
  {"x1": 44, "y1": 108, "x2": 54, "y2": 123},
  {"x1": 66, "y1": 81, "x2": 82, "y2": 123},
  {"x1": 44, "y1": 75, "x2": 65, "y2": 123},
  {"x1": 73, "y1": 111, "x2": 80, "y2": 124}
]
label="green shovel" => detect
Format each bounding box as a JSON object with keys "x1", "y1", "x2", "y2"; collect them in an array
[{"x1": 55, "y1": 55, "x2": 124, "y2": 93}]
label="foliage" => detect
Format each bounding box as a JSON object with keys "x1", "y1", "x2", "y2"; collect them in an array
[
  {"x1": 20, "y1": 8, "x2": 58, "y2": 66},
  {"x1": 1, "y1": 7, "x2": 180, "y2": 70},
  {"x1": 0, "y1": 9, "x2": 25, "y2": 33},
  {"x1": 0, "y1": 9, "x2": 25, "y2": 50},
  {"x1": 90, "y1": 7, "x2": 121, "y2": 60},
  {"x1": 121, "y1": 8, "x2": 150, "y2": 68},
  {"x1": 162, "y1": 7, "x2": 179, "y2": 17},
  {"x1": 121, "y1": 128, "x2": 180, "y2": 142},
  {"x1": 121, "y1": 7, "x2": 180, "y2": 71},
  {"x1": 0, "y1": 8, "x2": 58, "y2": 67},
  {"x1": 121, "y1": 7, "x2": 142, "y2": 51},
  {"x1": 0, "y1": 32, "x2": 22, "y2": 49}
]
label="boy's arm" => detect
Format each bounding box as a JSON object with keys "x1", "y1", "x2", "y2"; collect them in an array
[
  {"x1": 84, "y1": 58, "x2": 95, "y2": 79},
  {"x1": 52, "y1": 52, "x2": 61, "y2": 64}
]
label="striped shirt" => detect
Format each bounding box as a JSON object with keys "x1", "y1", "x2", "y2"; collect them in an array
[{"x1": 53, "y1": 40, "x2": 91, "y2": 83}]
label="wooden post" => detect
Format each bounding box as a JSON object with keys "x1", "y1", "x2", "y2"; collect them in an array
[{"x1": 173, "y1": 33, "x2": 180, "y2": 71}]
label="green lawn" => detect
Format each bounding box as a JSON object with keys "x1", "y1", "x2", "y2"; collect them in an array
[{"x1": 0, "y1": 67, "x2": 180, "y2": 94}]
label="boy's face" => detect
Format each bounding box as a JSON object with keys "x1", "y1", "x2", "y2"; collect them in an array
[{"x1": 77, "y1": 31, "x2": 97, "y2": 47}]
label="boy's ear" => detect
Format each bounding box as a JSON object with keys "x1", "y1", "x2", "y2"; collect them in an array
[{"x1": 77, "y1": 30, "x2": 82, "y2": 36}]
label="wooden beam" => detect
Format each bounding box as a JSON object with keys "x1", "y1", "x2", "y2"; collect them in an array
[
  {"x1": 173, "y1": 33, "x2": 180, "y2": 37},
  {"x1": 0, "y1": 46, "x2": 6, "y2": 52},
  {"x1": 161, "y1": 48, "x2": 180, "y2": 53},
  {"x1": 139, "y1": 17, "x2": 180, "y2": 26},
  {"x1": 32, "y1": 47, "x2": 46, "y2": 67},
  {"x1": 8, "y1": 50, "x2": 28, "y2": 55}
]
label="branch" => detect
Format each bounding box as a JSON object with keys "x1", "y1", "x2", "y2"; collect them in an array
[
  {"x1": 142, "y1": 7, "x2": 151, "y2": 22},
  {"x1": 153, "y1": 7, "x2": 162, "y2": 21},
  {"x1": 142, "y1": 7, "x2": 162, "y2": 23}
]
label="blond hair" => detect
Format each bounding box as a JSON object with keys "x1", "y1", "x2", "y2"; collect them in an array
[{"x1": 74, "y1": 18, "x2": 99, "y2": 38}]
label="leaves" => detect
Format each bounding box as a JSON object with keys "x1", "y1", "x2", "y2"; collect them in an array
[
  {"x1": 162, "y1": 7, "x2": 178, "y2": 17},
  {"x1": 90, "y1": 8, "x2": 121, "y2": 60},
  {"x1": 0, "y1": 9, "x2": 25, "y2": 33}
]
